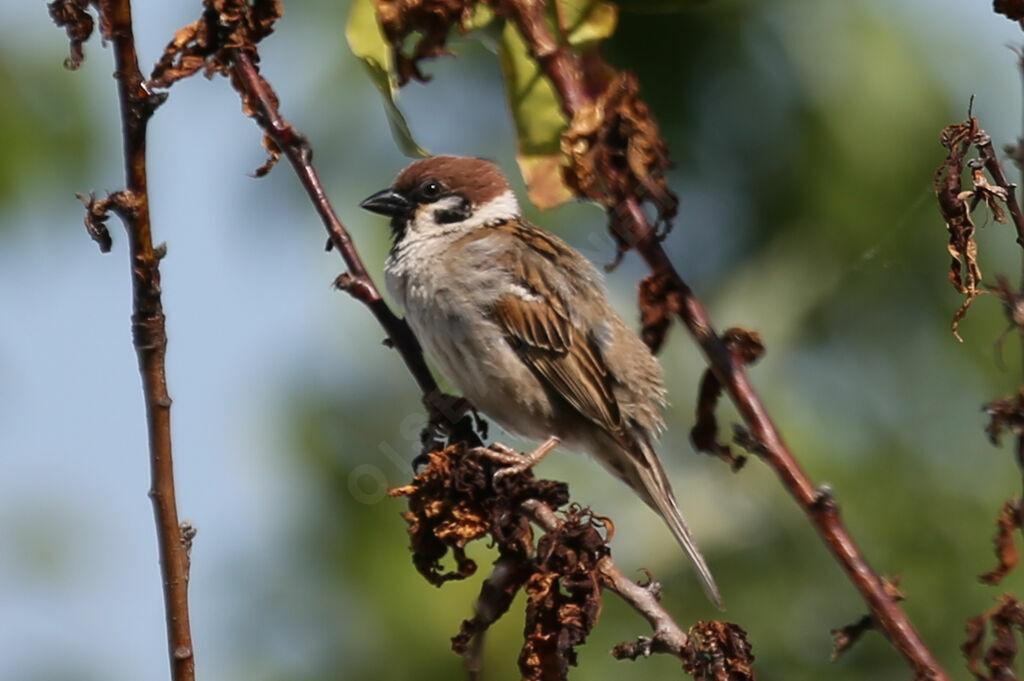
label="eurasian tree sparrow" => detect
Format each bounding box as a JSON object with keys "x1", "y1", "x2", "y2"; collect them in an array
[{"x1": 360, "y1": 156, "x2": 722, "y2": 608}]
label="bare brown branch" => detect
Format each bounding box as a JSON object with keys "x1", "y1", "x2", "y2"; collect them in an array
[
  {"x1": 53, "y1": 1, "x2": 197, "y2": 679},
  {"x1": 977, "y1": 127, "x2": 1024, "y2": 250},
  {"x1": 829, "y1": 576, "x2": 905, "y2": 662},
  {"x1": 225, "y1": 49, "x2": 443, "y2": 403},
  {"x1": 495, "y1": 2, "x2": 949, "y2": 678}
]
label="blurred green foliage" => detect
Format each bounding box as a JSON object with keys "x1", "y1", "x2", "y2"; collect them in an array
[{"x1": 0, "y1": 50, "x2": 96, "y2": 212}]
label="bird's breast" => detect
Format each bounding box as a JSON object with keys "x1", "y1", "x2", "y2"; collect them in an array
[{"x1": 385, "y1": 244, "x2": 558, "y2": 440}]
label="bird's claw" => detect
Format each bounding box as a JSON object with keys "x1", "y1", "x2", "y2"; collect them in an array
[{"x1": 473, "y1": 437, "x2": 560, "y2": 486}]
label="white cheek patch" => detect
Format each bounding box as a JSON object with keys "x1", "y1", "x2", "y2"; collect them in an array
[{"x1": 473, "y1": 190, "x2": 520, "y2": 226}]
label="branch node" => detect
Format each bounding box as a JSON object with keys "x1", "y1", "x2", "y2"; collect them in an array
[
  {"x1": 732, "y1": 424, "x2": 767, "y2": 461},
  {"x1": 611, "y1": 635, "x2": 655, "y2": 659},
  {"x1": 180, "y1": 521, "x2": 197, "y2": 557},
  {"x1": 813, "y1": 484, "x2": 836, "y2": 511}
]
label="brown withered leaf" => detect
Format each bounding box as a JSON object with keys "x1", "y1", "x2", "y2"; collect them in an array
[
  {"x1": 682, "y1": 621, "x2": 756, "y2": 681},
  {"x1": 562, "y1": 72, "x2": 678, "y2": 257},
  {"x1": 995, "y1": 0, "x2": 1024, "y2": 26},
  {"x1": 984, "y1": 390, "x2": 1024, "y2": 446},
  {"x1": 389, "y1": 443, "x2": 568, "y2": 586},
  {"x1": 935, "y1": 117, "x2": 985, "y2": 341},
  {"x1": 76, "y1": 192, "x2": 113, "y2": 253},
  {"x1": 690, "y1": 328, "x2": 765, "y2": 471},
  {"x1": 830, "y1": 577, "x2": 905, "y2": 662},
  {"x1": 374, "y1": 0, "x2": 480, "y2": 85},
  {"x1": 149, "y1": 0, "x2": 283, "y2": 88},
  {"x1": 830, "y1": 615, "x2": 872, "y2": 663},
  {"x1": 48, "y1": 0, "x2": 94, "y2": 70},
  {"x1": 963, "y1": 162, "x2": 1009, "y2": 223},
  {"x1": 963, "y1": 594, "x2": 1024, "y2": 681},
  {"x1": 519, "y1": 507, "x2": 609, "y2": 681},
  {"x1": 637, "y1": 270, "x2": 681, "y2": 353},
  {"x1": 253, "y1": 132, "x2": 282, "y2": 177},
  {"x1": 980, "y1": 499, "x2": 1023, "y2": 586}
]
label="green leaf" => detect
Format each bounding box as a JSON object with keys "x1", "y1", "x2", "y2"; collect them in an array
[
  {"x1": 344, "y1": 0, "x2": 428, "y2": 158},
  {"x1": 560, "y1": 0, "x2": 618, "y2": 45}
]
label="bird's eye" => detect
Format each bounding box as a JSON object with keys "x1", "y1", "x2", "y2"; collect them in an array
[{"x1": 419, "y1": 180, "x2": 443, "y2": 201}]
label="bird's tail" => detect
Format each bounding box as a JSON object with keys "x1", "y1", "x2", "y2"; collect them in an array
[{"x1": 629, "y1": 437, "x2": 723, "y2": 610}]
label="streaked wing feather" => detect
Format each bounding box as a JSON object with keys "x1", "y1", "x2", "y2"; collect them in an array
[{"x1": 493, "y1": 292, "x2": 622, "y2": 434}]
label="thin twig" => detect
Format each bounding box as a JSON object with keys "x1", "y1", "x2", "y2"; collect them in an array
[
  {"x1": 977, "y1": 131, "x2": 1024, "y2": 247},
  {"x1": 94, "y1": 0, "x2": 196, "y2": 678},
  {"x1": 227, "y1": 50, "x2": 455, "y2": 417},
  {"x1": 501, "y1": 3, "x2": 949, "y2": 678},
  {"x1": 975, "y1": 118, "x2": 1024, "y2": 525}
]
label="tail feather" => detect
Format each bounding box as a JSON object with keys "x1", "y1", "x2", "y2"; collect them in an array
[{"x1": 631, "y1": 439, "x2": 724, "y2": 610}]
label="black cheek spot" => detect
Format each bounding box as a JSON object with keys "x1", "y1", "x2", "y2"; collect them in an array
[{"x1": 434, "y1": 197, "x2": 472, "y2": 225}]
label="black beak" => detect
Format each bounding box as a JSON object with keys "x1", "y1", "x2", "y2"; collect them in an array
[{"x1": 359, "y1": 188, "x2": 412, "y2": 218}]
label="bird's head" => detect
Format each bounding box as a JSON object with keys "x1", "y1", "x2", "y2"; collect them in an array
[{"x1": 360, "y1": 156, "x2": 521, "y2": 241}]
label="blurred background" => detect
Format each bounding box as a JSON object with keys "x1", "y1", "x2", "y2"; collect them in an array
[{"x1": 2, "y1": 0, "x2": 1024, "y2": 679}]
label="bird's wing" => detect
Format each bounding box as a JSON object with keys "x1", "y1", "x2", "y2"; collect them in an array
[{"x1": 489, "y1": 223, "x2": 623, "y2": 435}]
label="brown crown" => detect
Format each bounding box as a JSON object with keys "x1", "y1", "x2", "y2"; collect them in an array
[{"x1": 393, "y1": 156, "x2": 511, "y2": 206}]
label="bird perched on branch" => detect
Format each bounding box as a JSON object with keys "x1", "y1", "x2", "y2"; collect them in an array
[{"x1": 360, "y1": 155, "x2": 722, "y2": 608}]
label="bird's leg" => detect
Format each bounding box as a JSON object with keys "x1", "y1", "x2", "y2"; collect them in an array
[
  {"x1": 419, "y1": 391, "x2": 476, "y2": 456},
  {"x1": 474, "y1": 437, "x2": 561, "y2": 484}
]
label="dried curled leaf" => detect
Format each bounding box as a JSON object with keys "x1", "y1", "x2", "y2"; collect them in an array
[
  {"x1": 984, "y1": 390, "x2": 1024, "y2": 446},
  {"x1": 690, "y1": 328, "x2": 765, "y2": 470},
  {"x1": 637, "y1": 270, "x2": 681, "y2": 353},
  {"x1": 373, "y1": 0, "x2": 480, "y2": 85},
  {"x1": 994, "y1": 0, "x2": 1024, "y2": 27},
  {"x1": 389, "y1": 443, "x2": 569, "y2": 586},
  {"x1": 935, "y1": 117, "x2": 984, "y2": 340},
  {"x1": 830, "y1": 577, "x2": 905, "y2": 662},
  {"x1": 520, "y1": 507, "x2": 610, "y2": 681},
  {"x1": 830, "y1": 614, "x2": 872, "y2": 663},
  {"x1": 683, "y1": 621, "x2": 756, "y2": 681},
  {"x1": 77, "y1": 192, "x2": 113, "y2": 253},
  {"x1": 149, "y1": 0, "x2": 282, "y2": 88},
  {"x1": 253, "y1": 133, "x2": 282, "y2": 177},
  {"x1": 980, "y1": 500, "x2": 1023, "y2": 586},
  {"x1": 963, "y1": 594, "x2": 1024, "y2": 681},
  {"x1": 562, "y1": 72, "x2": 678, "y2": 255},
  {"x1": 48, "y1": 0, "x2": 94, "y2": 70},
  {"x1": 962, "y1": 161, "x2": 1009, "y2": 222}
]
